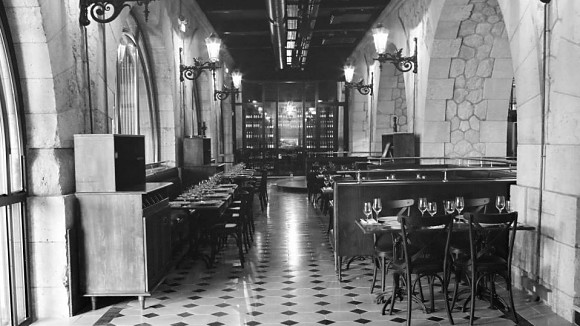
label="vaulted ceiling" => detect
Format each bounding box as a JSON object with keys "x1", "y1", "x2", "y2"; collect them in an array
[{"x1": 195, "y1": 0, "x2": 389, "y2": 81}]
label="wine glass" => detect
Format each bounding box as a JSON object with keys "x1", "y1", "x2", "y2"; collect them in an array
[
  {"x1": 363, "y1": 202, "x2": 372, "y2": 220},
  {"x1": 418, "y1": 197, "x2": 428, "y2": 216},
  {"x1": 427, "y1": 202, "x2": 438, "y2": 217},
  {"x1": 324, "y1": 175, "x2": 330, "y2": 187},
  {"x1": 505, "y1": 200, "x2": 511, "y2": 212},
  {"x1": 496, "y1": 195, "x2": 506, "y2": 213},
  {"x1": 373, "y1": 198, "x2": 382, "y2": 220},
  {"x1": 444, "y1": 200, "x2": 456, "y2": 215},
  {"x1": 455, "y1": 196, "x2": 465, "y2": 215}
]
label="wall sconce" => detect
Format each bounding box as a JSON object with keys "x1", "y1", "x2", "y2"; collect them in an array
[
  {"x1": 343, "y1": 63, "x2": 373, "y2": 96},
  {"x1": 79, "y1": 0, "x2": 155, "y2": 26},
  {"x1": 180, "y1": 34, "x2": 222, "y2": 81},
  {"x1": 214, "y1": 70, "x2": 243, "y2": 101},
  {"x1": 372, "y1": 24, "x2": 418, "y2": 73}
]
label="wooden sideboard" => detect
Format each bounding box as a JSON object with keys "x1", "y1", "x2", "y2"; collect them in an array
[{"x1": 77, "y1": 182, "x2": 172, "y2": 309}]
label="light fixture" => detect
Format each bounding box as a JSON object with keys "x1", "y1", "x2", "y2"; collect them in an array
[
  {"x1": 343, "y1": 63, "x2": 373, "y2": 96},
  {"x1": 214, "y1": 70, "x2": 243, "y2": 101},
  {"x1": 372, "y1": 24, "x2": 418, "y2": 73},
  {"x1": 180, "y1": 33, "x2": 222, "y2": 81},
  {"x1": 178, "y1": 15, "x2": 188, "y2": 33},
  {"x1": 79, "y1": 0, "x2": 155, "y2": 26}
]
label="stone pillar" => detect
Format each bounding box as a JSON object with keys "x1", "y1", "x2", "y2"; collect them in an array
[{"x1": 508, "y1": 1, "x2": 580, "y2": 321}]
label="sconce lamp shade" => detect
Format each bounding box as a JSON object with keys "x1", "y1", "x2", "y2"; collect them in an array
[
  {"x1": 205, "y1": 33, "x2": 221, "y2": 62},
  {"x1": 232, "y1": 70, "x2": 243, "y2": 89},
  {"x1": 178, "y1": 15, "x2": 188, "y2": 33},
  {"x1": 372, "y1": 24, "x2": 389, "y2": 55},
  {"x1": 343, "y1": 64, "x2": 355, "y2": 83}
]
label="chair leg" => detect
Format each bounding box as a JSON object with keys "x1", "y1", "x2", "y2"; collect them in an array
[
  {"x1": 406, "y1": 273, "x2": 412, "y2": 326},
  {"x1": 371, "y1": 257, "x2": 379, "y2": 294},
  {"x1": 235, "y1": 229, "x2": 245, "y2": 268},
  {"x1": 381, "y1": 257, "x2": 387, "y2": 292},
  {"x1": 505, "y1": 274, "x2": 518, "y2": 324},
  {"x1": 429, "y1": 275, "x2": 435, "y2": 313},
  {"x1": 442, "y1": 273, "x2": 455, "y2": 325},
  {"x1": 388, "y1": 273, "x2": 399, "y2": 315}
]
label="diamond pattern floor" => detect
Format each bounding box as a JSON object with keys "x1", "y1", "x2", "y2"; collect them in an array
[{"x1": 36, "y1": 184, "x2": 571, "y2": 326}]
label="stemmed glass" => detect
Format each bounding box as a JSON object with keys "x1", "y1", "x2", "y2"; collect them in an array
[
  {"x1": 427, "y1": 202, "x2": 438, "y2": 217},
  {"x1": 373, "y1": 198, "x2": 382, "y2": 220},
  {"x1": 443, "y1": 200, "x2": 456, "y2": 215},
  {"x1": 363, "y1": 202, "x2": 373, "y2": 220},
  {"x1": 455, "y1": 196, "x2": 465, "y2": 216},
  {"x1": 418, "y1": 197, "x2": 428, "y2": 217},
  {"x1": 324, "y1": 175, "x2": 330, "y2": 187},
  {"x1": 496, "y1": 195, "x2": 506, "y2": 213}
]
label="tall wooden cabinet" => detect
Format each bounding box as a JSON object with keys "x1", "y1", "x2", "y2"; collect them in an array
[
  {"x1": 183, "y1": 136, "x2": 211, "y2": 166},
  {"x1": 381, "y1": 133, "x2": 415, "y2": 158},
  {"x1": 74, "y1": 134, "x2": 172, "y2": 309}
]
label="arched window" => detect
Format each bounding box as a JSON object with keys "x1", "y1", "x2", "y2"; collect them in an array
[
  {"x1": 116, "y1": 31, "x2": 160, "y2": 163},
  {"x1": 0, "y1": 4, "x2": 30, "y2": 326}
]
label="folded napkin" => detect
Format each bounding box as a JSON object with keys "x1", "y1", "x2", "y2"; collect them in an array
[{"x1": 360, "y1": 219, "x2": 379, "y2": 225}]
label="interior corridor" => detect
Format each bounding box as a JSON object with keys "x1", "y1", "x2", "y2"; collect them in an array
[{"x1": 38, "y1": 184, "x2": 570, "y2": 326}]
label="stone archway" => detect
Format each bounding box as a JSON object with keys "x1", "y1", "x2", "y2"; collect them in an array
[{"x1": 426, "y1": 0, "x2": 513, "y2": 158}]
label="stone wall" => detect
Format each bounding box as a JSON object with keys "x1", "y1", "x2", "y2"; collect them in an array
[{"x1": 425, "y1": 0, "x2": 512, "y2": 158}]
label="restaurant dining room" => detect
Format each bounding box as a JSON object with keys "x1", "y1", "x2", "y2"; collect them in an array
[{"x1": 1, "y1": 0, "x2": 579, "y2": 325}]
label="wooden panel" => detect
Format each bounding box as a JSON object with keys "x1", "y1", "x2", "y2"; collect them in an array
[
  {"x1": 78, "y1": 193, "x2": 146, "y2": 294},
  {"x1": 74, "y1": 134, "x2": 146, "y2": 192},
  {"x1": 382, "y1": 133, "x2": 415, "y2": 158},
  {"x1": 184, "y1": 137, "x2": 210, "y2": 166},
  {"x1": 74, "y1": 134, "x2": 116, "y2": 192}
]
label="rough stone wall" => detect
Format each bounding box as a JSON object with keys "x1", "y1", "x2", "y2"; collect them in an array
[
  {"x1": 393, "y1": 70, "x2": 409, "y2": 132},
  {"x1": 444, "y1": 0, "x2": 512, "y2": 158},
  {"x1": 374, "y1": 65, "x2": 408, "y2": 152}
]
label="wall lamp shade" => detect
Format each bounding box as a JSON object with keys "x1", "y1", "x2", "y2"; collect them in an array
[
  {"x1": 206, "y1": 33, "x2": 222, "y2": 62},
  {"x1": 180, "y1": 34, "x2": 222, "y2": 81},
  {"x1": 232, "y1": 70, "x2": 242, "y2": 89},
  {"x1": 214, "y1": 71, "x2": 242, "y2": 101},
  {"x1": 343, "y1": 64, "x2": 373, "y2": 96},
  {"x1": 372, "y1": 24, "x2": 389, "y2": 55},
  {"x1": 372, "y1": 24, "x2": 418, "y2": 74},
  {"x1": 79, "y1": 0, "x2": 155, "y2": 26}
]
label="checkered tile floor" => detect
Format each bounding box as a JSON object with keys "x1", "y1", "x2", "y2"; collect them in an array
[{"x1": 40, "y1": 185, "x2": 570, "y2": 326}]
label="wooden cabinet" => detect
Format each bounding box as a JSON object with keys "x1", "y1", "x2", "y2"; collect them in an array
[
  {"x1": 77, "y1": 182, "x2": 172, "y2": 309},
  {"x1": 381, "y1": 133, "x2": 415, "y2": 158},
  {"x1": 184, "y1": 136, "x2": 211, "y2": 166},
  {"x1": 74, "y1": 134, "x2": 145, "y2": 192}
]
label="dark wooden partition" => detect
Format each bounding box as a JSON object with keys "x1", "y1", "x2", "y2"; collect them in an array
[{"x1": 332, "y1": 177, "x2": 516, "y2": 277}]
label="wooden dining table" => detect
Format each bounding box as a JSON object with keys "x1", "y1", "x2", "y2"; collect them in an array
[{"x1": 169, "y1": 184, "x2": 239, "y2": 266}]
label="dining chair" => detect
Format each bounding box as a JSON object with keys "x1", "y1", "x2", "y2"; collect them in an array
[
  {"x1": 464, "y1": 198, "x2": 490, "y2": 213},
  {"x1": 382, "y1": 214, "x2": 455, "y2": 326},
  {"x1": 371, "y1": 198, "x2": 414, "y2": 294},
  {"x1": 452, "y1": 212, "x2": 518, "y2": 325}
]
